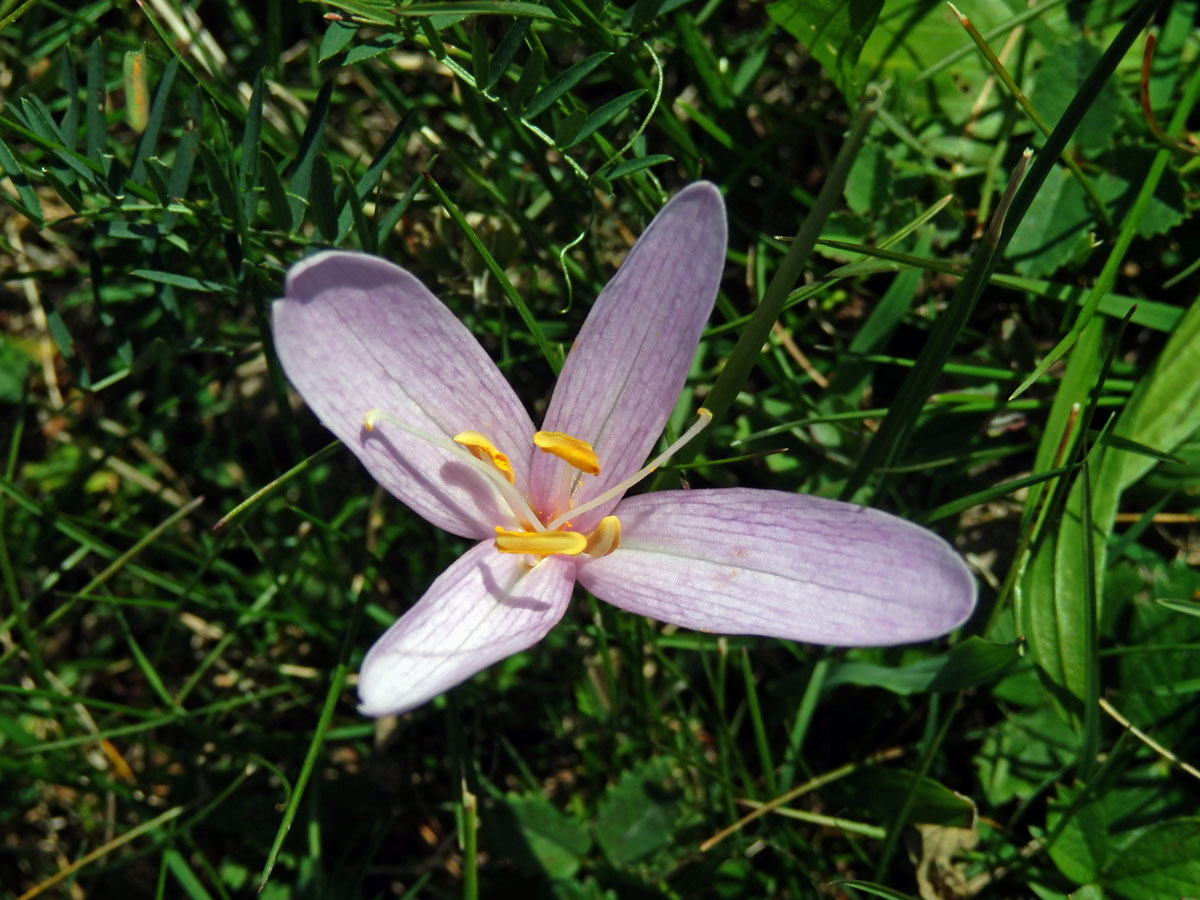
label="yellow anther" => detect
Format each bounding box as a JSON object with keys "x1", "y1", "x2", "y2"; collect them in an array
[
  {"x1": 454, "y1": 431, "x2": 515, "y2": 484},
  {"x1": 494, "y1": 527, "x2": 587, "y2": 556},
  {"x1": 584, "y1": 515, "x2": 621, "y2": 558},
  {"x1": 533, "y1": 431, "x2": 600, "y2": 475},
  {"x1": 364, "y1": 409, "x2": 381, "y2": 431}
]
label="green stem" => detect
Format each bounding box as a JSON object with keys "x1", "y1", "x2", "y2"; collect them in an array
[
  {"x1": 425, "y1": 170, "x2": 563, "y2": 374},
  {"x1": 700, "y1": 84, "x2": 885, "y2": 433}
]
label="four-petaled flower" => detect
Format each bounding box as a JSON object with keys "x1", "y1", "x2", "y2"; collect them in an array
[{"x1": 272, "y1": 182, "x2": 976, "y2": 716}]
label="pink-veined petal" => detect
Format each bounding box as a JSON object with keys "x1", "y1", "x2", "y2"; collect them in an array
[
  {"x1": 530, "y1": 183, "x2": 727, "y2": 528},
  {"x1": 577, "y1": 489, "x2": 976, "y2": 646},
  {"x1": 357, "y1": 542, "x2": 576, "y2": 716},
  {"x1": 273, "y1": 251, "x2": 536, "y2": 539}
]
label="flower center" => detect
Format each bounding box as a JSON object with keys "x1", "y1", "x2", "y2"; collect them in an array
[{"x1": 363, "y1": 407, "x2": 712, "y2": 560}]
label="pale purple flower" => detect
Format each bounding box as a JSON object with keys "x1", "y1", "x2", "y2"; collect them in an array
[{"x1": 271, "y1": 182, "x2": 976, "y2": 716}]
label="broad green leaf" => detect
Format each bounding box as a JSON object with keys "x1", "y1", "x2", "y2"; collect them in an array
[
  {"x1": 974, "y1": 706, "x2": 1076, "y2": 807},
  {"x1": 1031, "y1": 38, "x2": 1124, "y2": 154},
  {"x1": 1106, "y1": 294, "x2": 1200, "y2": 493},
  {"x1": 829, "y1": 768, "x2": 975, "y2": 828},
  {"x1": 1103, "y1": 818, "x2": 1200, "y2": 899},
  {"x1": 318, "y1": 21, "x2": 356, "y2": 61},
  {"x1": 1005, "y1": 166, "x2": 1090, "y2": 278},
  {"x1": 593, "y1": 757, "x2": 680, "y2": 867},
  {"x1": 1093, "y1": 151, "x2": 1185, "y2": 239},
  {"x1": 823, "y1": 638, "x2": 1018, "y2": 696},
  {"x1": 1016, "y1": 317, "x2": 1107, "y2": 725},
  {"x1": 1046, "y1": 783, "x2": 1108, "y2": 884},
  {"x1": 502, "y1": 792, "x2": 591, "y2": 880},
  {"x1": 1111, "y1": 562, "x2": 1200, "y2": 745},
  {"x1": 344, "y1": 33, "x2": 404, "y2": 67},
  {"x1": 766, "y1": 0, "x2": 883, "y2": 98},
  {"x1": 842, "y1": 140, "x2": 888, "y2": 215}
]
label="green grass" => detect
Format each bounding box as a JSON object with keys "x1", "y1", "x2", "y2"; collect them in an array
[{"x1": 3, "y1": 1, "x2": 1200, "y2": 898}]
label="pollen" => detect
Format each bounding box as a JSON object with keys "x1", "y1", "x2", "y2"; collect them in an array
[
  {"x1": 454, "y1": 431, "x2": 515, "y2": 484},
  {"x1": 494, "y1": 527, "x2": 588, "y2": 556},
  {"x1": 584, "y1": 515, "x2": 621, "y2": 558},
  {"x1": 533, "y1": 431, "x2": 600, "y2": 475}
]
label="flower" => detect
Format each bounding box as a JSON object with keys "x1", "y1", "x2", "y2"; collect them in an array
[{"x1": 272, "y1": 182, "x2": 977, "y2": 716}]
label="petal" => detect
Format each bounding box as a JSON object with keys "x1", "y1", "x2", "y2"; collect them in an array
[
  {"x1": 577, "y1": 489, "x2": 976, "y2": 646},
  {"x1": 273, "y1": 251, "x2": 536, "y2": 539},
  {"x1": 530, "y1": 183, "x2": 726, "y2": 527},
  {"x1": 357, "y1": 541, "x2": 576, "y2": 716}
]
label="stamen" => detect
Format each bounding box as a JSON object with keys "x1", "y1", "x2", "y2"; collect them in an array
[
  {"x1": 545, "y1": 408, "x2": 712, "y2": 531},
  {"x1": 584, "y1": 515, "x2": 621, "y2": 558},
  {"x1": 454, "y1": 431, "x2": 515, "y2": 484},
  {"x1": 533, "y1": 431, "x2": 600, "y2": 475},
  {"x1": 495, "y1": 527, "x2": 587, "y2": 556},
  {"x1": 362, "y1": 408, "x2": 544, "y2": 531}
]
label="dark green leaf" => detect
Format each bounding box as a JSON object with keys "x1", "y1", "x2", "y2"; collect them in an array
[
  {"x1": 560, "y1": 89, "x2": 643, "y2": 148},
  {"x1": 511, "y1": 46, "x2": 546, "y2": 112},
  {"x1": 396, "y1": 2, "x2": 558, "y2": 20},
  {"x1": 604, "y1": 153, "x2": 672, "y2": 179},
  {"x1": 198, "y1": 143, "x2": 239, "y2": 222},
  {"x1": 823, "y1": 638, "x2": 1018, "y2": 696},
  {"x1": 163, "y1": 87, "x2": 202, "y2": 231},
  {"x1": 260, "y1": 152, "x2": 293, "y2": 232},
  {"x1": 344, "y1": 33, "x2": 405, "y2": 66},
  {"x1": 318, "y1": 21, "x2": 357, "y2": 61},
  {"x1": 338, "y1": 166, "x2": 374, "y2": 253},
  {"x1": 501, "y1": 792, "x2": 591, "y2": 879},
  {"x1": 832, "y1": 768, "x2": 975, "y2": 828},
  {"x1": 484, "y1": 17, "x2": 530, "y2": 92},
  {"x1": 553, "y1": 107, "x2": 586, "y2": 148},
  {"x1": 130, "y1": 269, "x2": 233, "y2": 294},
  {"x1": 470, "y1": 20, "x2": 490, "y2": 90},
  {"x1": 287, "y1": 81, "x2": 333, "y2": 229},
  {"x1": 524, "y1": 51, "x2": 611, "y2": 119},
  {"x1": 310, "y1": 153, "x2": 339, "y2": 242},
  {"x1": 337, "y1": 112, "x2": 411, "y2": 240},
  {"x1": 0, "y1": 139, "x2": 44, "y2": 225},
  {"x1": 84, "y1": 37, "x2": 105, "y2": 163},
  {"x1": 130, "y1": 56, "x2": 180, "y2": 183}
]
